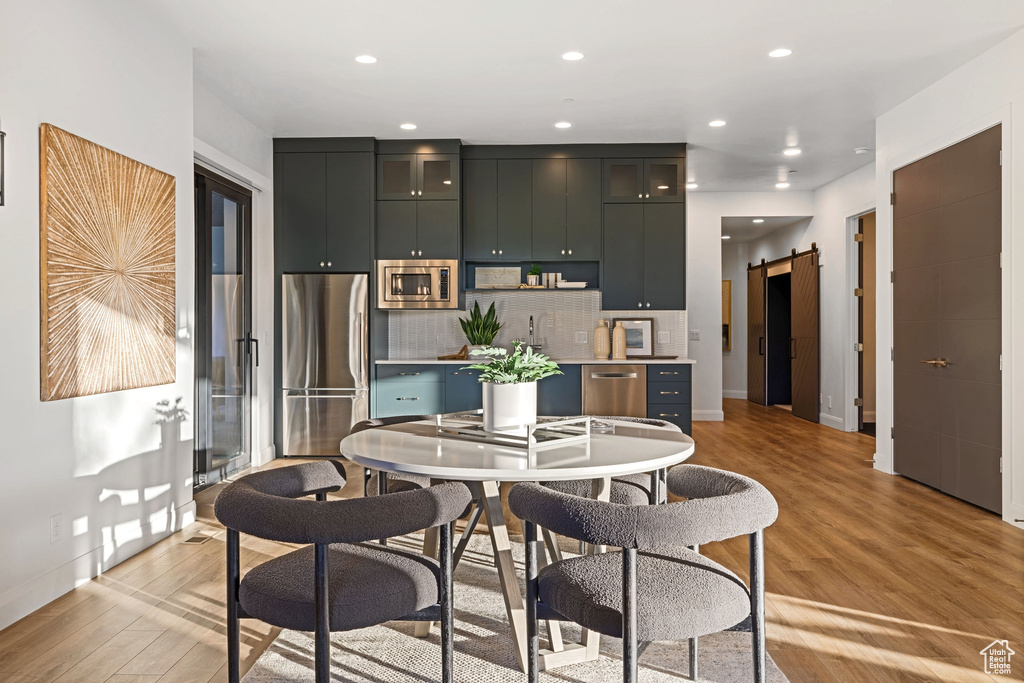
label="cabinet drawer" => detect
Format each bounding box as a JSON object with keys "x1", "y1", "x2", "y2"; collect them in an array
[
  {"x1": 648, "y1": 404, "x2": 692, "y2": 435},
  {"x1": 376, "y1": 365, "x2": 445, "y2": 383},
  {"x1": 375, "y1": 382, "x2": 445, "y2": 418},
  {"x1": 647, "y1": 365, "x2": 691, "y2": 383},
  {"x1": 647, "y1": 381, "x2": 691, "y2": 404}
]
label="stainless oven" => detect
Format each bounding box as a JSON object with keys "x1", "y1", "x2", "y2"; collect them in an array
[{"x1": 376, "y1": 259, "x2": 459, "y2": 309}]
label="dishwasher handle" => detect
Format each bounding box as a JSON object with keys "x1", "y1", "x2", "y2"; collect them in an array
[{"x1": 590, "y1": 372, "x2": 638, "y2": 379}]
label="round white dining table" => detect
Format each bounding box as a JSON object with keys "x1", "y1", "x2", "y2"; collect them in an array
[{"x1": 340, "y1": 417, "x2": 695, "y2": 672}]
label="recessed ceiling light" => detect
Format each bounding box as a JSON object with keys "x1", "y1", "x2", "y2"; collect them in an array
[
  {"x1": 686, "y1": 183, "x2": 698, "y2": 190},
  {"x1": 775, "y1": 182, "x2": 790, "y2": 189},
  {"x1": 854, "y1": 147, "x2": 871, "y2": 155},
  {"x1": 783, "y1": 148, "x2": 802, "y2": 156},
  {"x1": 400, "y1": 123, "x2": 417, "y2": 130},
  {"x1": 768, "y1": 48, "x2": 793, "y2": 58},
  {"x1": 555, "y1": 121, "x2": 572, "y2": 129},
  {"x1": 753, "y1": 219, "x2": 764, "y2": 223},
  {"x1": 355, "y1": 55, "x2": 377, "y2": 64},
  {"x1": 722, "y1": 235, "x2": 731, "y2": 240},
  {"x1": 709, "y1": 120, "x2": 726, "y2": 127},
  {"x1": 562, "y1": 51, "x2": 584, "y2": 61}
]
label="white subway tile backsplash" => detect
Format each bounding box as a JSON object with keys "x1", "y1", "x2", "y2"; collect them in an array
[{"x1": 387, "y1": 291, "x2": 688, "y2": 360}]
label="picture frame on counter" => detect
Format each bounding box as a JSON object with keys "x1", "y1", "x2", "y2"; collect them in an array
[{"x1": 612, "y1": 317, "x2": 654, "y2": 357}]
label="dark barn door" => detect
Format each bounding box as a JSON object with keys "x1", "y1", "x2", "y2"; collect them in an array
[
  {"x1": 747, "y1": 264, "x2": 767, "y2": 405},
  {"x1": 790, "y1": 250, "x2": 820, "y2": 423},
  {"x1": 892, "y1": 124, "x2": 1002, "y2": 513}
]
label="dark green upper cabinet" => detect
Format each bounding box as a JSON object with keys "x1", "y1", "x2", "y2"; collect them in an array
[
  {"x1": 603, "y1": 157, "x2": 685, "y2": 203},
  {"x1": 276, "y1": 151, "x2": 372, "y2": 273},
  {"x1": 377, "y1": 153, "x2": 459, "y2": 200},
  {"x1": 376, "y1": 200, "x2": 459, "y2": 260},
  {"x1": 462, "y1": 159, "x2": 498, "y2": 260},
  {"x1": 602, "y1": 202, "x2": 685, "y2": 310},
  {"x1": 463, "y1": 159, "x2": 531, "y2": 260},
  {"x1": 532, "y1": 158, "x2": 601, "y2": 260}
]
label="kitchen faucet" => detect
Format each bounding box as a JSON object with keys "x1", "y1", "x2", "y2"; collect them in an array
[{"x1": 528, "y1": 316, "x2": 541, "y2": 351}]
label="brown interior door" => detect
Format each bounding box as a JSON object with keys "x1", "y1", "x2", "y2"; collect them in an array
[
  {"x1": 893, "y1": 124, "x2": 1002, "y2": 513},
  {"x1": 790, "y1": 251, "x2": 820, "y2": 423},
  {"x1": 747, "y1": 265, "x2": 766, "y2": 405}
]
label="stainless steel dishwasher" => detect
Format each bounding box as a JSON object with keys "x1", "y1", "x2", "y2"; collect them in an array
[{"x1": 582, "y1": 365, "x2": 647, "y2": 418}]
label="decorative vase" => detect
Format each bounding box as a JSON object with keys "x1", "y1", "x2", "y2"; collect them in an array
[
  {"x1": 593, "y1": 319, "x2": 610, "y2": 360},
  {"x1": 611, "y1": 320, "x2": 627, "y2": 360},
  {"x1": 482, "y1": 381, "x2": 537, "y2": 432},
  {"x1": 527, "y1": 274, "x2": 540, "y2": 286}
]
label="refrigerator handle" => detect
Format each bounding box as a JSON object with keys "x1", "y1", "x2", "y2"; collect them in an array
[{"x1": 357, "y1": 312, "x2": 365, "y2": 386}]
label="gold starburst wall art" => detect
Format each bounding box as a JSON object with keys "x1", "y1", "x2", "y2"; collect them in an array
[{"x1": 40, "y1": 124, "x2": 176, "y2": 401}]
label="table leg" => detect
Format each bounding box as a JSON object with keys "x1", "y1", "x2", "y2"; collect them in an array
[{"x1": 469, "y1": 480, "x2": 528, "y2": 671}]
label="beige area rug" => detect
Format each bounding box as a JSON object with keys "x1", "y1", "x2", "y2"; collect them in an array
[{"x1": 243, "y1": 534, "x2": 789, "y2": 682}]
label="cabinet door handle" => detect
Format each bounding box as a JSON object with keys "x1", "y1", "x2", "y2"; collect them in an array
[
  {"x1": 320, "y1": 261, "x2": 325, "y2": 268},
  {"x1": 659, "y1": 371, "x2": 679, "y2": 376},
  {"x1": 327, "y1": 261, "x2": 332, "y2": 267},
  {"x1": 498, "y1": 249, "x2": 503, "y2": 255},
  {"x1": 398, "y1": 372, "x2": 421, "y2": 376},
  {"x1": 567, "y1": 248, "x2": 572, "y2": 255},
  {"x1": 660, "y1": 391, "x2": 679, "y2": 395},
  {"x1": 561, "y1": 249, "x2": 565, "y2": 255},
  {"x1": 395, "y1": 397, "x2": 419, "y2": 401},
  {"x1": 638, "y1": 302, "x2": 643, "y2": 309},
  {"x1": 658, "y1": 413, "x2": 680, "y2": 418},
  {"x1": 418, "y1": 190, "x2": 422, "y2": 196},
  {"x1": 492, "y1": 249, "x2": 496, "y2": 255},
  {"x1": 646, "y1": 302, "x2": 651, "y2": 308},
  {"x1": 418, "y1": 250, "x2": 422, "y2": 256},
  {"x1": 411, "y1": 250, "x2": 416, "y2": 256},
  {"x1": 645, "y1": 193, "x2": 650, "y2": 199},
  {"x1": 638, "y1": 193, "x2": 643, "y2": 199}
]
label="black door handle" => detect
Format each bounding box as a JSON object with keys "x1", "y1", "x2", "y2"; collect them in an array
[
  {"x1": 758, "y1": 337, "x2": 765, "y2": 356},
  {"x1": 790, "y1": 338, "x2": 796, "y2": 359}
]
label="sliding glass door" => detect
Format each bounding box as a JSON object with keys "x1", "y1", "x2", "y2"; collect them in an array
[{"x1": 194, "y1": 167, "x2": 254, "y2": 487}]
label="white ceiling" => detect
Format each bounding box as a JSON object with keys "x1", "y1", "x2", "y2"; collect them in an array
[
  {"x1": 151, "y1": 0, "x2": 1024, "y2": 192},
  {"x1": 721, "y1": 216, "x2": 812, "y2": 244}
]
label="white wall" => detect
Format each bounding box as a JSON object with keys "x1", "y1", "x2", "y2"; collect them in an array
[
  {"x1": 721, "y1": 241, "x2": 749, "y2": 399},
  {"x1": 193, "y1": 83, "x2": 276, "y2": 466},
  {"x1": 687, "y1": 192, "x2": 815, "y2": 420},
  {"x1": 875, "y1": 27, "x2": 1024, "y2": 527},
  {"x1": 0, "y1": 1, "x2": 195, "y2": 629}
]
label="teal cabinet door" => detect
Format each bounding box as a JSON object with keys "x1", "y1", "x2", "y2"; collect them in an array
[
  {"x1": 445, "y1": 367, "x2": 482, "y2": 413},
  {"x1": 538, "y1": 365, "x2": 581, "y2": 416}
]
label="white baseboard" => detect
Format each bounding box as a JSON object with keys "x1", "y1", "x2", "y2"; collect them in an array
[
  {"x1": 692, "y1": 410, "x2": 725, "y2": 422},
  {"x1": 0, "y1": 499, "x2": 196, "y2": 631},
  {"x1": 254, "y1": 444, "x2": 277, "y2": 468},
  {"x1": 722, "y1": 390, "x2": 747, "y2": 400},
  {"x1": 819, "y1": 413, "x2": 845, "y2": 431}
]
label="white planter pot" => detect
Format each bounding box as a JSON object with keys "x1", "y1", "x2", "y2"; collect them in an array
[{"x1": 482, "y1": 381, "x2": 537, "y2": 432}]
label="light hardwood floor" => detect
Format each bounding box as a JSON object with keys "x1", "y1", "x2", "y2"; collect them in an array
[{"x1": 0, "y1": 399, "x2": 1020, "y2": 682}]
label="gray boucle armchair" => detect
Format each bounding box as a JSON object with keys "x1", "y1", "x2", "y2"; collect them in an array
[
  {"x1": 508, "y1": 464, "x2": 779, "y2": 683},
  {"x1": 214, "y1": 460, "x2": 472, "y2": 683}
]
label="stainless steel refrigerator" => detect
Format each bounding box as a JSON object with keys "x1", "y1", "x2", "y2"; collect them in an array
[{"x1": 281, "y1": 273, "x2": 368, "y2": 456}]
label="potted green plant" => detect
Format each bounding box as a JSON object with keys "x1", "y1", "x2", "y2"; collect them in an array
[
  {"x1": 463, "y1": 341, "x2": 562, "y2": 432},
  {"x1": 459, "y1": 301, "x2": 502, "y2": 350},
  {"x1": 526, "y1": 264, "x2": 542, "y2": 287}
]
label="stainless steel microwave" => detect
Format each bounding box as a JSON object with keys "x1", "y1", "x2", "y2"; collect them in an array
[{"x1": 376, "y1": 259, "x2": 459, "y2": 309}]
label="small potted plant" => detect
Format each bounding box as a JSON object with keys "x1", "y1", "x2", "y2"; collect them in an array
[
  {"x1": 526, "y1": 264, "x2": 542, "y2": 287},
  {"x1": 459, "y1": 301, "x2": 502, "y2": 351},
  {"x1": 463, "y1": 342, "x2": 562, "y2": 432}
]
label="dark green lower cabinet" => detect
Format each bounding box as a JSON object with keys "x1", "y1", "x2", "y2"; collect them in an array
[
  {"x1": 445, "y1": 367, "x2": 482, "y2": 413},
  {"x1": 538, "y1": 365, "x2": 582, "y2": 416},
  {"x1": 646, "y1": 364, "x2": 692, "y2": 435}
]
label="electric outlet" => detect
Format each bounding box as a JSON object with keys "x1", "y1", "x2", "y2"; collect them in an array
[
  {"x1": 50, "y1": 513, "x2": 62, "y2": 544},
  {"x1": 574, "y1": 331, "x2": 588, "y2": 344},
  {"x1": 657, "y1": 330, "x2": 671, "y2": 344},
  {"x1": 196, "y1": 472, "x2": 207, "y2": 487},
  {"x1": 689, "y1": 330, "x2": 701, "y2": 341}
]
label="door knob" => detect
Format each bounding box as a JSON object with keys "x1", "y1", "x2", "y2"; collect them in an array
[{"x1": 920, "y1": 358, "x2": 949, "y2": 367}]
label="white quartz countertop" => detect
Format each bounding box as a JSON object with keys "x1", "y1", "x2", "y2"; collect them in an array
[{"x1": 376, "y1": 358, "x2": 695, "y2": 365}]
